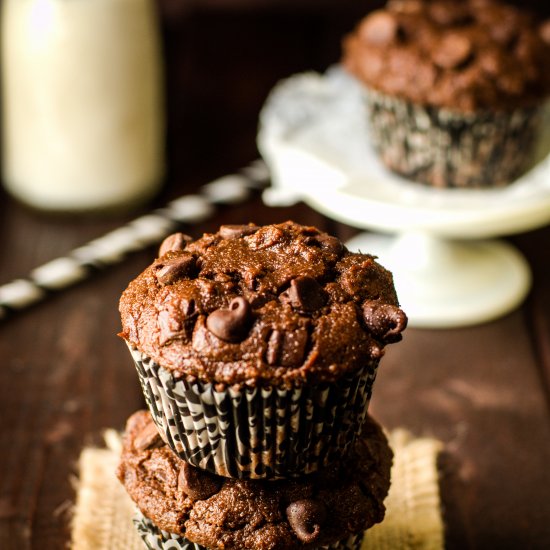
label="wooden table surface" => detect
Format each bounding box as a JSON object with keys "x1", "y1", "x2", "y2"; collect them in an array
[
  {"x1": 2, "y1": 5, "x2": 550, "y2": 549},
  {"x1": 2, "y1": 162, "x2": 550, "y2": 550}
]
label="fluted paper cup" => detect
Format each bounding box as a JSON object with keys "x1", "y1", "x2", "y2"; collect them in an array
[
  {"x1": 134, "y1": 512, "x2": 364, "y2": 550},
  {"x1": 364, "y1": 87, "x2": 546, "y2": 188},
  {"x1": 128, "y1": 344, "x2": 377, "y2": 480}
]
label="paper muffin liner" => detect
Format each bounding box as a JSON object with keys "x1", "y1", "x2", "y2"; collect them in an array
[
  {"x1": 364, "y1": 88, "x2": 545, "y2": 188},
  {"x1": 128, "y1": 344, "x2": 377, "y2": 480},
  {"x1": 133, "y1": 512, "x2": 364, "y2": 550}
]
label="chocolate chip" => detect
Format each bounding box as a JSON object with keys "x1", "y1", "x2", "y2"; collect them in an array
[
  {"x1": 279, "y1": 277, "x2": 326, "y2": 313},
  {"x1": 154, "y1": 253, "x2": 196, "y2": 286},
  {"x1": 206, "y1": 297, "x2": 253, "y2": 342},
  {"x1": 246, "y1": 226, "x2": 285, "y2": 249},
  {"x1": 243, "y1": 268, "x2": 265, "y2": 291},
  {"x1": 362, "y1": 301, "x2": 408, "y2": 343},
  {"x1": 158, "y1": 297, "x2": 197, "y2": 346},
  {"x1": 539, "y1": 20, "x2": 550, "y2": 45},
  {"x1": 286, "y1": 499, "x2": 327, "y2": 544},
  {"x1": 134, "y1": 420, "x2": 162, "y2": 451},
  {"x1": 219, "y1": 224, "x2": 259, "y2": 239},
  {"x1": 158, "y1": 308, "x2": 182, "y2": 345},
  {"x1": 266, "y1": 328, "x2": 308, "y2": 367},
  {"x1": 158, "y1": 232, "x2": 193, "y2": 257},
  {"x1": 432, "y1": 33, "x2": 472, "y2": 69},
  {"x1": 304, "y1": 234, "x2": 345, "y2": 256},
  {"x1": 359, "y1": 11, "x2": 400, "y2": 46},
  {"x1": 178, "y1": 462, "x2": 221, "y2": 501},
  {"x1": 246, "y1": 290, "x2": 276, "y2": 309}
]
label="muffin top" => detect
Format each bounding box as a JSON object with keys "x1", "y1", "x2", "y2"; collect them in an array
[
  {"x1": 119, "y1": 221, "x2": 407, "y2": 387},
  {"x1": 118, "y1": 410, "x2": 393, "y2": 549},
  {"x1": 342, "y1": 0, "x2": 550, "y2": 112}
]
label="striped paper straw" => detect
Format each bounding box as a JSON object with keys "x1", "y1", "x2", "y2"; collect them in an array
[{"x1": 0, "y1": 160, "x2": 270, "y2": 321}]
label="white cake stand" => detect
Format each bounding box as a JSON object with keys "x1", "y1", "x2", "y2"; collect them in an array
[{"x1": 258, "y1": 69, "x2": 550, "y2": 328}]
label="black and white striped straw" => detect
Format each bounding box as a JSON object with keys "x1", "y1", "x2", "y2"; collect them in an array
[{"x1": 0, "y1": 160, "x2": 270, "y2": 321}]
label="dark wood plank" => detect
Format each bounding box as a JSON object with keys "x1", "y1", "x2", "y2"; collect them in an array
[
  {"x1": 370, "y1": 309, "x2": 550, "y2": 549},
  {"x1": 512, "y1": 228, "x2": 550, "y2": 400}
]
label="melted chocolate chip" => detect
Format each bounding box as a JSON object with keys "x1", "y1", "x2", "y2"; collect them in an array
[
  {"x1": 304, "y1": 234, "x2": 345, "y2": 256},
  {"x1": 540, "y1": 20, "x2": 550, "y2": 45},
  {"x1": 433, "y1": 33, "x2": 473, "y2": 69},
  {"x1": 246, "y1": 290, "x2": 276, "y2": 309},
  {"x1": 359, "y1": 10, "x2": 400, "y2": 46},
  {"x1": 134, "y1": 420, "x2": 162, "y2": 451},
  {"x1": 265, "y1": 328, "x2": 309, "y2": 367},
  {"x1": 154, "y1": 253, "x2": 196, "y2": 286},
  {"x1": 362, "y1": 301, "x2": 408, "y2": 343},
  {"x1": 286, "y1": 499, "x2": 327, "y2": 544},
  {"x1": 158, "y1": 233, "x2": 193, "y2": 257},
  {"x1": 178, "y1": 462, "x2": 221, "y2": 501},
  {"x1": 158, "y1": 309, "x2": 183, "y2": 346},
  {"x1": 219, "y1": 224, "x2": 259, "y2": 239},
  {"x1": 158, "y1": 296, "x2": 198, "y2": 346},
  {"x1": 279, "y1": 277, "x2": 326, "y2": 313},
  {"x1": 243, "y1": 269, "x2": 265, "y2": 291},
  {"x1": 206, "y1": 297, "x2": 253, "y2": 342},
  {"x1": 246, "y1": 226, "x2": 285, "y2": 249}
]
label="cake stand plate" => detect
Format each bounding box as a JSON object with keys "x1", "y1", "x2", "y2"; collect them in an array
[{"x1": 258, "y1": 69, "x2": 550, "y2": 328}]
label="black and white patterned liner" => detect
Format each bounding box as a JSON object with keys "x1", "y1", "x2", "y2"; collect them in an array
[
  {"x1": 129, "y1": 345, "x2": 377, "y2": 480},
  {"x1": 133, "y1": 512, "x2": 364, "y2": 550},
  {"x1": 364, "y1": 88, "x2": 544, "y2": 189},
  {"x1": 0, "y1": 160, "x2": 269, "y2": 321}
]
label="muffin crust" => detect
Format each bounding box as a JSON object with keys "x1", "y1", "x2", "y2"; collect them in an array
[
  {"x1": 119, "y1": 221, "x2": 406, "y2": 387},
  {"x1": 343, "y1": 0, "x2": 550, "y2": 111}
]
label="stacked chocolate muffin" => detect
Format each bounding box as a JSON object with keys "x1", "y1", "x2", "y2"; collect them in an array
[{"x1": 117, "y1": 221, "x2": 408, "y2": 549}]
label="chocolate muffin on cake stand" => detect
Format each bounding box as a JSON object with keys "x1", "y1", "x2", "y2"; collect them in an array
[{"x1": 258, "y1": 69, "x2": 550, "y2": 328}]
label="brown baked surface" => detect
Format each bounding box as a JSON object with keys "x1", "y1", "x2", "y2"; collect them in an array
[
  {"x1": 342, "y1": 0, "x2": 550, "y2": 112},
  {"x1": 118, "y1": 410, "x2": 393, "y2": 549},
  {"x1": 119, "y1": 221, "x2": 406, "y2": 387}
]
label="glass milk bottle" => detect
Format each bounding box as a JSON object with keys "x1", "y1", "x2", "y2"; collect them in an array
[{"x1": 1, "y1": 0, "x2": 165, "y2": 213}]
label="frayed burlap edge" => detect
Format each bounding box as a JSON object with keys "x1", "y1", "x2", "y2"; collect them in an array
[
  {"x1": 363, "y1": 430, "x2": 444, "y2": 550},
  {"x1": 71, "y1": 429, "x2": 444, "y2": 550}
]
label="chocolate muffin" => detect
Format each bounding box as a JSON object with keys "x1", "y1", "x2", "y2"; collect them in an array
[
  {"x1": 119, "y1": 221, "x2": 406, "y2": 479},
  {"x1": 118, "y1": 410, "x2": 393, "y2": 550},
  {"x1": 342, "y1": 0, "x2": 550, "y2": 188}
]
